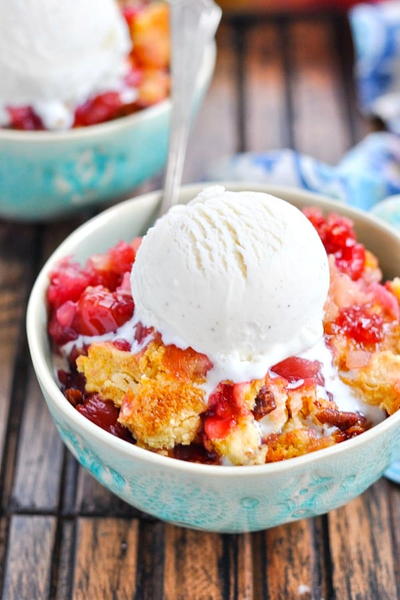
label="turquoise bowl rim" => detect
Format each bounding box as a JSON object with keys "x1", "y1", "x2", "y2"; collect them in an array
[
  {"x1": 26, "y1": 182, "x2": 400, "y2": 478},
  {"x1": 0, "y1": 42, "x2": 216, "y2": 143}
]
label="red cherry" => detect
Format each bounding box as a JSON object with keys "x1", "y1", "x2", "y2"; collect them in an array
[
  {"x1": 7, "y1": 106, "x2": 43, "y2": 130},
  {"x1": 48, "y1": 258, "x2": 94, "y2": 309},
  {"x1": 76, "y1": 394, "x2": 133, "y2": 441},
  {"x1": 271, "y1": 357, "x2": 324, "y2": 385},
  {"x1": 203, "y1": 384, "x2": 245, "y2": 440},
  {"x1": 304, "y1": 209, "x2": 366, "y2": 280},
  {"x1": 88, "y1": 241, "x2": 135, "y2": 290},
  {"x1": 73, "y1": 286, "x2": 134, "y2": 336},
  {"x1": 333, "y1": 305, "x2": 384, "y2": 345},
  {"x1": 74, "y1": 92, "x2": 122, "y2": 127}
]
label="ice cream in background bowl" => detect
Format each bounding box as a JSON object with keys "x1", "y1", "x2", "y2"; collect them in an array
[
  {"x1": 0, "y1": 0, "x2": 132, "y2": 130},
  {"x1": 0, "y1": 0, "x2": 216, "y2": 220},
  {"x1": 27, "y1": 183, "x2": 400, "y2": 532}
]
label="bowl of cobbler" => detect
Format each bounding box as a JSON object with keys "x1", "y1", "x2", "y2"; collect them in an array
[
  {"x1": 0, "y1": 1, "x2": 215, "y2": 220},
  {"x1": 27, "y1": 183, "x2": 400, "y2": 533}
]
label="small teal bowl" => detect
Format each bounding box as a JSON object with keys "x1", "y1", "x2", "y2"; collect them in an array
[
  {"x1": 0, "y1": 44, "x2": 215, "y2": 222},
  {"x1": 27, "y1": 183, "x2": 400, "y2": 533}
]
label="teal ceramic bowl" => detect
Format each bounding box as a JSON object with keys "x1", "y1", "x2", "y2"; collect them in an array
[
  {"x1": 0, "y1": 45, "x2": 215, "y2": 222},
  {"x1": 27, "y1": 183, "x2": 400, "y2": 533}
]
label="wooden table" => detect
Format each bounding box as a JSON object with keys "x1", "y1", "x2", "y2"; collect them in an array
[{"x1": 1, "y1": 14, "x2": 399, "y2": 600}]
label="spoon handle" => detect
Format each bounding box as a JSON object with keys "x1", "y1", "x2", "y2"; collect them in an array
[{"x1": 159, "y1": 0, "x2": 222, "y2": 216}]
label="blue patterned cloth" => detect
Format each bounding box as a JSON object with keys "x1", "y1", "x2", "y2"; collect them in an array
[
  {"x1": 350, "y1": 1, "x2": 400, "y2": 132},
  {"x1": 208, "y1": 132, "x2": 400, "y2": 218}
]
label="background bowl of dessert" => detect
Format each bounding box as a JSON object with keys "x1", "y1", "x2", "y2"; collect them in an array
[
  {"x1": 27, "y1": 182, "x2": 400, "y2": 533},
  {"x1": 0, "y1": 2, "x2": 216, "y2": 221}
]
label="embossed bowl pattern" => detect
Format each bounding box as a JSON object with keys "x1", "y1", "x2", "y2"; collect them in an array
[
  {"x1": 0, "y1": 44, "x2": 215, "y2": 221},
  {"x1": 27, "y1": 183, "x2": 400, "y2": 533}
]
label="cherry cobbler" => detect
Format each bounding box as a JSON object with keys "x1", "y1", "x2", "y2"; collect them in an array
[{"x1": 48, "y1": 209, "x2": 400, "y2": 466}]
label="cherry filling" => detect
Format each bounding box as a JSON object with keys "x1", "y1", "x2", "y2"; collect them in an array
[
  {"x1": 173, "y1": 444, "x2": 219, "y2": 465},
  {"x1": 330, "y1": 305, "x2": 384, "y2": 346},
  {"x1": 304, "y1": 208, "x2": 366, "y2": 280},
  {"x1": 271, "y1": 357, "x2": 324, "y2": 386},
  {"x1": 48, "y1": 240, "x2": 141, "y2": 347},
  {"x1": 76, "y1": 394, "x2": 134, "y2": 442},
  {"x1": 203, "y1": 383, "x2": 246, "y2": 440}
]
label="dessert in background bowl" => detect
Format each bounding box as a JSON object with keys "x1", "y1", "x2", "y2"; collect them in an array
[
  {"x1": 0, "y1": 0, "x2": 216, "y2": 221},
  {"x1": 27, "y1": 183, "x2": 400, "y2": 532}
]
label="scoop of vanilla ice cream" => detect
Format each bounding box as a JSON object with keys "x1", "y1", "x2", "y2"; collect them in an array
[
  {"x1": 131, "y1": 186, "x2": 330, "y2": 382},
  {"x1": 0, "y1": 0, "x2": 132, "y2": 130}
]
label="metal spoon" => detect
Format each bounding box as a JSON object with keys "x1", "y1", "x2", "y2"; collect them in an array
[{"x1": 158, "y1": 0, "x2": 222, "y2": 216}]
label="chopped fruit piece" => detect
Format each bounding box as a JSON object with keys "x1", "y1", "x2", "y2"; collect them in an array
[
  {"x1": 304, "y1": 208, "x2": 366, "y2": 280},
  {"x1": 122, "y1": 5, "x2": 141, "y2": 26},
  {"x1": 58, "y1": 368, "x2": 86, "y2": 393},
  {"x1": 113, "y1": 339, "x2": 131, "y2": 352},
  {"x1": 204, "y1": 415, "x2": 235, "y2": 440},
  {"x1": 76, "y1": 394, "x2": 134, "y2": 442},
  {"x1": 253, "y1": 386, "x2": 277, "y2": 420},
  {"x1": 137, "y1": 69, "x2": 170, "y2": 107},
  {"x1": 134, "y1": 322, "x2": 153, "y2": 344},
  {"x1": 48, "y1": 258, "x2": 93, "y2": 309},
  {"x1": 65, "y1": 388, "x2": 83, "y2": 407},
  {"x1": 316, "y1": 407, "x2": 368, "y2": 431},
  {"x1": 203, "y1": 383, "x2": 246, "y2": 440},
  {"x1": 48, "y1": 314, "x2": 78, "y2": 346},
  {"x1": 163, "y1": 345, "x2": 212, "y2": 381},
  {"x1": 88, "y1": 241, "x2": 135, "y2": 290},
  {"x1": 345, "y1": 349, "x2": 371, "y2": 370},
  {"x1": 74, "y1": 92, "x2": 123, "y2": 127},
  {"x1": 335, "y1": 242, "x2": 366, "y2": 281},
  {"x1": 7, "y1": 106, "x2": 43, "y2": 130},
  {"x1": 271, "y1": 357, "x2": 324, "y2": 386},
  {"x1": 369, "y1": 282, "x2": 400, "y2": 321},
  {"x1": 332, "y1": 305, "x2": 384, "y2": 346},
  {"x1": 55, "y1": 301, "x2": 76, "y2": 328},
  {"x1": 131, "y1": 2, "x2": 170, "y2": 69},
  {"x1": 73, "y1": 286, "x2": 134, "y2": 336}
]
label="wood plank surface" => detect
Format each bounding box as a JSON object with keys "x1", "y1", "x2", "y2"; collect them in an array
[
  {"x1": 245, "y1": 24, "x2": 286, "y2": 151},
  {"x1": 183, "y1": 25, "x2": 238, "y2": 183},
  {"x1": 0, "y1": 224, "x2": 39, "y2": 495},
  {"x1": 11, "y1": 371, "x2": 64, "y2": 511},
  {"x1": 73, "y1": 518, "x2": 138, "y2": 600},
  {"x1": 164, "y1": 526, "x2": 224, "y2": 600},
  {"x1": 259, "y1": 519, "x2": 325, "y2": 600},
  {"x1": 288, "y1": 19, "x2": 351, "y2": 161},
  {"x1": 329, "y1": 480, "x2": 398, "y2": 600},
  {"x1": 2, "y1": 516, "x2": 56, "y2": 600}
]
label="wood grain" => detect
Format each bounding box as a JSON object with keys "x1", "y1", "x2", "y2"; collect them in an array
[
  {"x1": 245, "y1": 24, "x2": 286, "y2": 151},
  {"x1": 164, "y1": 526, "x2": 224, "y2": 600},
  {"x1": 262, "y1": 519, "x2": 319, "y2": 600},
  {"x1": 11, "y1": 370, "x2": 64, "y2": 511},
  {"x1": 183, "y1": 24, "x2": 239, "y2": 183},
  {"x1": 2, "y1": 516, "x2": 56, "y2": 600},
  {"x1": 288, "y1": 19, "x2": 350, "y2": 162},
  {"x1": 73, "y1": 518, "x2": 138, "y2": 600},
  {"x1": 0, "y1": 224, "x2": 38, "y2": 492},
  {"x1": 329, "y1": 480, "x2": 398, "y2": 600},
  {"x1": 389, "y1": 482, "x2": 400, "y2": 598}
]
